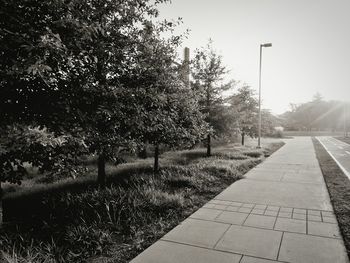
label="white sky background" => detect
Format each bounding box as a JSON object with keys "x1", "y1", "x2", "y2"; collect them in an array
[{"x1": 158, "y1": 0, "x2": 350, "y2": 114}]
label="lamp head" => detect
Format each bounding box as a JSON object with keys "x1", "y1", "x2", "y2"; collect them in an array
[{"x1": 261, "y1": 43, "x2": 272, "y2": 47}]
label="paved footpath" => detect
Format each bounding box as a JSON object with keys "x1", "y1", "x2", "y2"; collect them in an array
[{"x1": 131, "y1": 137, "x2": 349, "y2": 263}]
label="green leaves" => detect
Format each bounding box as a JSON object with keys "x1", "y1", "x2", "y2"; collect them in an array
[
  {"x1": 191, "y1": 41, "x2": 233, "y2": 139},
  {"x1": 0, "y1": 125, "x2": 89, "y2": 184},
  {"x1": 227, "y1": 85, "x2": 259, "y2": 137},
  {"x1": 0, "y1": 0, "x2": 207, "y2": 184}
]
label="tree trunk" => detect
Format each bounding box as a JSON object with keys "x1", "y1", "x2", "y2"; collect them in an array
[
  {"x1": 138, "y1": 147, "x2": 147, "y2": 159},
  {"x1": 97, "y1": 153, "x2": 106, "y2": 187},
  {"x1": 241, "y1": 132, "x2": 245, "y2": 146},
  {"x1": 206, "y1": 87, "x2": 212, "y2": 157},
  {"x1": 207, "y1": 134, "x2": 211, "y2": 157},
  {"x1": 154, "y1": 144, "x2": 159, "y2": 173},
  {"x1": 0, "y1": 182, "x2": 3, "y2": 227}
]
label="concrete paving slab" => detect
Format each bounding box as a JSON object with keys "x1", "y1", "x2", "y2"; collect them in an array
[
  {"x1": 209, "y1": 200, "x2": 232, "y2": 205},
  {"x1": 238, "y1": 207, "x2": 252, "y2": 213},
  {"x1": 279, "y1": 232, "x2": 348, "y2": 263},
  {"x1": 293, "y1": 208, "x2": 306, "y2": 214},
  {"x1": 245, "y1": 172, "x2": 284, "y2": 182},
  {"x1": 265, "y1": 210, "x2": 278, "y2": 217},
  {"x1": 281, "y1": 172, "x2": 323, "y2": 184},
  {"x1": 267, "y1": 205, "x2": 280, "y2": 211},
  {"x1": 280, "y1": 207, "x2": 293, "y2": 213},
  {"x1": 322, "y1": 211, "x2": 335, "y2": 217},
  {"x1": 242, "y1": 203, "x2": 255, "y2": 208},
  {"x1": 308, "y1": 215, "x2": 322, "y2": 222},
  {"x1": 278, "y1": 212, "x2": 292, "y2": 218},
  {"x1": 190, "y1": 208, "x2": 223, "y2": 221},
  {"x1": 202, "y1": 203, "x2": 216, "y2": 209},
  {"x1": 215, "y1": 225, "x2": 282, "y2": 260},
  {"x1": 215, "y1": 211, "x2": 248, "y2": 225},
  {"x1": 131, "y1": 240, "x2": 242, "y2": 263},
  {"x1": 274, "y1": 217, "x2": 306, "y2": 234},
  {"x1": 229, "y1": 201, "x2": 244, "y2": 207},
  {"x1": 215, "y1": 180, "x2": 332, "y2": 210},
  {"x1": 241, "y1": 256, "x2": 283, "y2": 263},
  {"x1": 308, "y1": 221, "x2": 341, "y2": 238},
  {"x1": 292, "y1": 213, "x2": 306, "y2": 220},
  {"x1": 243, "y1": 214, "x2": 276, "y2": 229},
  {"x1": 255, "y1": 204, "x2": 267, "y2": 210},
  {"x1": 213, "y1": 204, "x2": 228, "y2": 210},
  {"x1": 162, "y1": 218, "x2": 230, "y2": 248},
  {"x1": 308, "y1": 210, "x2": 321, "y2": 216},
  {"x1": 323, "y1": 216, "x2": 337, "y2": 224},
  {"x1": 226, "y1": 206, "x2": 240, "y2": 212},
  {"x1": 251, "y1": 209, "x2": 265, "y2": 215},
  {"x1": 131, "y1": 137, "x2": 348, "y2": 263}
]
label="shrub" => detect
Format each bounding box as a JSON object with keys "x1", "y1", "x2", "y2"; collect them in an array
[{"x1": 274, "y1": 130, "x2": 284, "y2": 138}]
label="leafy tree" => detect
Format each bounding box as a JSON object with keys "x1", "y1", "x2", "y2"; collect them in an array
[
  {"x1": 191, "y1": 41, "x2": 232, "y2": 156},
  {"x1": 125, "y1": 22, "x2": 207, "y2": 172},
  {"x1": 228, "y1": 85, "x2": 258, "y2": 145},
  {"x1": 0, "y1": 0, "x2": 170, "y2": 188},
  {"x1": 260, "y1": 109, "x2": 279, "y2": 136},
  {"x1": 0, "y1": 125, "x2": 87, "y2": 225}
]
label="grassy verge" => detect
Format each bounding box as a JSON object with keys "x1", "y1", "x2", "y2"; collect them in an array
[
  {"x1": 0, "y1": 141, "x2": 284, "y2": 263},
  {"x1": 312, "y1": 137, "x2": 350, "y2": 258},
  {"x1": 335, "y1": 137, "x2": 350, "y2": 145}
]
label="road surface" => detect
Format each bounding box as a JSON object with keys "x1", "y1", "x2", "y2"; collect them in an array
[{"x1": 317, "y1": 136, "x2": 350, "y2": 179}]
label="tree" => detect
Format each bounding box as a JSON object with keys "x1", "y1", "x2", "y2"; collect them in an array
[
  {"x1": 191, "y1": 41, "x2": 232, "y2": 156},
  {"x1": 228, "y1": 85, "x2": 258, "y2": 145},
  {"x1": 125, "y1": 21, "x2": 207, "y2": 172},
  {"x1": 261, "y1": 109, "x2": 279, "y2": 136},
  {"x1": 0, "y1": 125, "x2": 87, "y2": 225},
  {"x1": 0, "y1": 0, "x2": 170, "y2": 188}
]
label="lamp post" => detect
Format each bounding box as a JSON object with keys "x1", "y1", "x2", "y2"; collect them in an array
[
  {"x1": 258, "y1": 43, "x2": 272, "y2": 148},
  {"x1": 344, "y1": 102, "x2": 348, "y2": 138}
]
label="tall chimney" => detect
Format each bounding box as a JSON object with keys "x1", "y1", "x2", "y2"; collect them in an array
[{"x1": 183, "y1": 47, "x2": 190, "y2": 88}]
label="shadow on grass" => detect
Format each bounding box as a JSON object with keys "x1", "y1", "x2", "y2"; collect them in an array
[{"x1": 1, "y1": 141, "x2": 285, "y2": 263}]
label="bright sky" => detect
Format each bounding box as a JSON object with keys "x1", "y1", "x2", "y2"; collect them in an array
[{"x1": 158, "y1": 0, "x2": 350, "y2": 114}]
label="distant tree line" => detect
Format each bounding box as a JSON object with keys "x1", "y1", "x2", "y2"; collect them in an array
[{"x1": 281, "y1": 93, "x2": 350, "y2": 132}]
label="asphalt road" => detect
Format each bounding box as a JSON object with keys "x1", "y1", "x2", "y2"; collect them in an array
[{"x1": 317, "y1": 136, "x2": 350, "y2": 179}]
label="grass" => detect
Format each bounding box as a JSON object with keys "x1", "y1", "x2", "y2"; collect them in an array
[
  {"x1": 335, "y1": 137, "x2": 350, "y2": 145},
  {"x1": 312, "y1": 137, "x2": 350, "y2": 258},
  {"x1": 284, "y1": 131, "x2": 344, "y2": 137},
  {"x1": 1, "y1": 140, "x2": 284, "y2": 263}
]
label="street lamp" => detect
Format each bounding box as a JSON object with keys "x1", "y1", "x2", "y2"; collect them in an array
[{"x1": 258, "y1": 43, "x2": 272, "y2": 148}]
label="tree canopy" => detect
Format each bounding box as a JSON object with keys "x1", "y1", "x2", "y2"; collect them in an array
[
  {"x1": 0, "y1": 0, "x2": 198, "y2": 186},
  {"x1": 281, "y1": 94, "x2": 349, "y2": 132},
  {"x1": 191, "y1": 41, "x2": 233, "y2": 155}
]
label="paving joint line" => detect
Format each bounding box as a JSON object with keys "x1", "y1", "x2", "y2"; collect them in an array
[
  {"x1": 210, "y1": 199, "x2": 334, "y2": 213},
  {"x1": 187, "y1": 217, "x2": 341, "y2": 240},
  {"x1": 212, "y1": 222, "x2": 232, "y2": 249},
  {"x1": 276, "y1": 231, "x2": 285, "y2": 261},
  {"x1": 159, "y1": 238, "x2": 242, "y2": 257},
  {"x1": 306, "y1": 207, "x2": 309, "y2": 234},
  {"x1": 163, "y1": 236, "x2": 290, "y2": 263}
]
